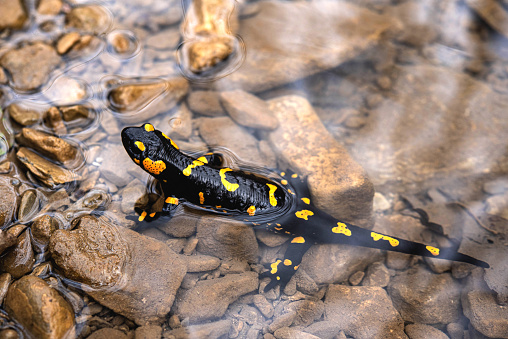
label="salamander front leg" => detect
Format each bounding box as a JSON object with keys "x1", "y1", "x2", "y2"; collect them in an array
[{"x1": 261, "y1": 236, "x2": 313, "y2": 292}]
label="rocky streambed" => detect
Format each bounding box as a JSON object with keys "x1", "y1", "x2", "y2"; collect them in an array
[{"x1": 0, "y1": 0, "x2": 508, "y2": 338}]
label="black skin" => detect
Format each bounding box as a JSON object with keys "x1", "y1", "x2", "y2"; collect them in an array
[{"x1": 122, "y1": 124, "x2": 490, "y2": 292}]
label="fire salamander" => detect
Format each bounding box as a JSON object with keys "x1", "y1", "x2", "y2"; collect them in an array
[{"x1": 121, "y1": 124, "x2": 489, "y2": 291}]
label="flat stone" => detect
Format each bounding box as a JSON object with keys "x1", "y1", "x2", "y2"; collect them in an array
[
  {"x1": 181, "y1": 254, "x2": 221, "y2": 273},
  {"x1": 173, "y1": 272, "x2": 258, "y2": 322},
  {"x1": 273, "y1": 328, "x2": 321, "y2": 339},
  {"x1": 187, "y1": 90, "x2": 224, "y2": 116},
  {"x1": 65, "y1": 5, "x2": 110, "y2": 34},
  {"x1": 7, "y1": 103, "x2": 42, "y2": 126},
  {"x1": 217, "y1": 1, "x2": 397, "y2": 92},
  {"x1": 324, "y1": 284, "x2": 407, "y2": 339},
  {"x1": 17, "y1": 190, "x2": 39, "y2": 222},
  {"x1": 268, "y1": 95, "x2": 374, "y2": 224},
  {"x1": 4, "y1": 275, "x2": 75, "y2": 339},
  {"x1": 0, "y1": 0, "x2": 27, "y2": 30},
  {"x1": 100, "y1": 143, "x2": 135, "y2": 187},
  {"x1": 15, "y1": 128, "x2": 77, "y2": 163},
  {"x1": 0, "y1": 230, "x2": 35, "y2": 278},
  {"x1": 405, "y1": 323, "x2": 449, "y2": 339},
  {"x1": 157, "y1": 213, "x2": 198, "y2": 238},
  {"x1": 388, "y1": 268, "x2": 461, "y2": 324},
  {"x1": 304, "y1": 321, "x2": 343, "y2": 339},
  {"x1": 16, "y1": 147, "x2": 80, "y2": 187},
  {"x1": 0, "y1": 42, "x2": 61, "y2": 92},
  {"x1": 220, "y1": 90, "x2": 278, "y2": 130},
  {"x1": 196, "y1": 216, "x2": 258, "y2": 263},
  {"x1": 49, "y1": 215, "x2": 187, "y2": 325}
]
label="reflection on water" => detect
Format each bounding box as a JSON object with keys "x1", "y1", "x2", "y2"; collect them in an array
[{"x1": 0, "y1": 0, "x2": 507, "y2": 338}]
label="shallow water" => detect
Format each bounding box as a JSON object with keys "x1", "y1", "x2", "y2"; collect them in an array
[{"x1": 0, "y1": 0, "x2": 507, "y2": 338}]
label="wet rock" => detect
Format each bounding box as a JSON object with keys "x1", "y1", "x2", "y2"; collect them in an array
[
  {"x1": 0, "y1": 230, "x2": 35, "y2": 278},
  {"x1": 37, "y1": 0, "x2": 63, "y2": 15},
  {"x1": 44, "y1": 76, "x2": 89, "y2": 105},
  {"x1": 388, "y1": 268, "x2": 461, "y2": 324},
  {"x1": 361, "y1": 261, "x2": 390, "y2": 287},
  {"x1": 386, "y1": 251, "x2": 412, "y2": 270},
  {"x1": 146, "y1": 27, "x2": 181, "y2": 50},
  {"x1": 268, "y1": 95, "x2": 374, "y2": 224},
  {"x1": 167, "y1": 319, "x2": 231, "y2": 339},
  {"x1": 349, "y1": 271, "x2": 365, "y2": 286},
  {"x1": 0, "y1": 0, "x2": 27, "y2": 30},
  {"x1": 17, "y1": 190, "x2": 39, "y2": 222},
  {"x1": 217, "y1": 1, "x2": 396, "y2": 92},
  {"x1": 483, "y1": 177, "x2": 508, "y2": 195},
  {"x1": 388, "y1": 2, "x2": 438, "y2": 47},
  {"x1": 485, "y1": 193, "x2": 508, "y2": 219},
  {"x1": 174, "y1": 272, "x2": 258, "y2": 322},
  {"x1": 273, "y1": 328, "x2": 320, "y2": 339},
  {"x1": 158, "y1": 213, "x2": 198, "y2": 238},
  {"x1": 462, "y1": 269, "x2": 508, "y2": 338},
  {"x1": 7, "y1": 103, "x2": 41, "y2": 126},
  {"x1": 181, "y1": 254, "x2": 221, "y2": 273},
  {"x1": 198, "y1": 116, "x2": 263, "y2": 164},
  {"x1": 196, "y1": 216, "x2": 258, "y2": 263},
  {"x1": 167, "y1": 103, "x2": 193, "y2": 140},
  {"x1": 107, "y1": 77, "x2": 189, "y2": 123},
  {"x1": 16, "y1": 128, "x2": 78, "y2": 163},
  {"x1": 187, "y1": 90, "x2": 224, "y2": 116},
  {"x1": 31, "y1": 215, "x2": 58, "y2": 246},
  {"x1": 447, "y1": 322, "x2": 464, "y2": 339},
  {"x1": 0, "y1": 179, "x2": 16, "y2": 228},
  {"x1": 135, "y1": 325, "x2": 162, "y2": 339},
  {"x1": 0, "y1": 329, "x2": 19, "y2": 339},
  {"x1": 16, "y1": 147, "x2": 80, "y2": 187},
  {"x1": 220, "y1": 90, "x2": 278, "y2": 130},
  {"x1": 304, "y1": 321, "x2": 343, "y2": 339},
  {"x1": 65, "y1": 5, "x2": 110, "y2": 34},
  {"x1": 302, "y1": 244, "x2": 381, "y2": 285},
  {"x1": 100, "y1": 143, "x2": 135, "y2": 187},
  {"x1": 60, "y1": 105, "x2": 91, "y2": 122},
  {"x1": 44, "y1": 107, "x2": 67, "y2": 135},
  {"x1": 467, "y1": 0, "x2": 508, "y2": 39},
  {"x1": 0, "y1": 42, "x2": 61, "y2": 92},
  {"x1": 405, "y1": 323, "x2": 449, "y2": 339},
  {"x1": 253, "y1": 294, "x2": 274, "y2": 318},
  {"x1": 373, "y1": 192, "x2": 391, "y2": 212},
  {"x1": 5, "y1": 276, "x2": 74, "y2": 339},
  {"x1": 324, "y1": 284, "x2": 406, "y2": 339},
  {"x1": 483, "y1": 245, "x2": 508, "y2": 303},
  {"x1": 285, "y1": 299, "x2": 324, "y2": 327},
  {"x1": 49, "y1": 216, "x2": 186, "y2": 325},
  {"x1": 0, "y1": 272, "x2": 11, "y2": 305},
  {"x1": 119, "y1": 182, "x2": 146, "y2": 214},
  {"x1": 88, "y1": 328, "x2": 127, "y2": 339}
]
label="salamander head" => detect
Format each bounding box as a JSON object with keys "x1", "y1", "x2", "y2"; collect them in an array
[{"x1": 121, "y1": 124, "x2": 179, "y2": 176}]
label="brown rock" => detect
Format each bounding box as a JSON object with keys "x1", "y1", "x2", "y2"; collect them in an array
[
  {"x1": 405, "y1": 324, "x2": 449, "y2": 339},
  {"x1": 187, "y1": 90, "x2": 224, "y2": 116},
  {"x1": 324, "y1": 284, "x2": 406, "y2": 339},
  {"x1": 0, "y1": 230, "x2": 34, "y2": 278},
  {"x1": 65, "y1": 5, "x2": 110, "y2": 34},
  {"x1": 37, "y1": 0, "x2": 62, "y2": 15},
  {"x1": 43, "y1": 107, "x2": 67, "y2": 135},
  {"x1": 59, "y1": 105, "x2": 90, "y2": 122},
  {"x1": 107, "y1": 77, "x2": 189, "y2": 123},
  {"x1": 220, "y1": 90, "x2": 278, "y2": 130},
  {"x1": 16, "y1": 128, "x2": 78, "y2": 163},
  {"x1": 181, "y1": 254, "x2": 221, "y2": 273},
  {"x1": 0, "y1": 42, "x2": 61, "y2": 92},
  {"x1": 167, "y1": 320, "x2": 231, "y2": 338},
  {"x1": 49, "y1": 216, "x2": 187, "y2": 325},
  {"x1": 16, "y1": 147, "x2": 80, "y2": 187},
  {"x1": 87, "y1": 328, "x2": 127, "y2": 339},
  {"x1": 467, "y1": 0, "x2": 508, "y2": 39},
  {"x1": 268, "y1": 95, "x2": 374, "y2": 224},
  {"x1": 174, "y1": 272, "x2": 258, "y2": 322},
  {"x1": 17, "y1": 190, "x2": 39, "y2": 222},
  {"x1": 4, "y1": 275, "x2": 75, "y2": 339},
  {"x1": 56, "y1": 32, "x2": 81, "y2": 55},
  {"x1": 217, "y1": 1, "x2": 397, "y2": 92},
  {"x1": 0, "y1": 178, "x2": 16, "y2": 228},
  {"x1": 0, "y1": 230, "x2": 16, "y2": 256},
  {"x1": 0, "y1": 0, "x2": 27, "y2": 30},
  {"x1": 31, "y1": 215, "x2": 58, "y2": 246},
  {"x1": 7, "y1": 103, "x2": 41, "y2": 126},
  {"x1": 0, "y1": 272, "x2": 11, "y2": 305}
]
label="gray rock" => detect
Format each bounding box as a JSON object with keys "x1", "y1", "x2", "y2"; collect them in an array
[
  {"x1": 181, "y1": 254, "x2": 221, "y2": 273},
  {"x1": 483, "y1": 245, "x2": 508, "y2": 303},
  {"x1": 167, "y1": 320, "x2": 231, "y2": 339},
  {"x1": 167, "y1": 103, "x2": 193, "y2": 140},
  {"x1": 134, "y1": 325, "x2": 162, "y2": 339},
  {"x1": 100, "y1": 143, "x2": 135, "y2": 187},
  {"x1": 217, "y1": 1, "x2": 397, "y2": 92},
  {"x1": 446, "y1": 323, "x2": 464, "y2": 339},
  {"x1": 304, "y1": 321, "x2": 343, "y2": 339},
  {"x1": 324, "y1": 284, "x2": 407, "y2": 339},
  {"x1": 49, "y1": 216, "x2": 186, "y2": 325},
  {"x1": 405, "y1": 324, "x2": 449, "y2": 339},
  {"x1": 268, "y1": 95, "x2": 374, "y2": 224},
  {"x1": 273, "y1": 327, "x2": 321, "y2": 339},
  {"x1": 483, "y1": 178, "x2": 508, "y2": 195},
  {"x1": 187, "y1": 91, "x2": 224, "y2": 116},
  {"x1": 285, "y1": 299, "x2": 324, "y2": 327},
  {"x1": 145, "y1": 27, "x2": 181, "y2": 50},
  {"x1": 388, "y1": 268, "x2": 461, "y2": 324},
  {"x1": 253, "y1": 294, "x2": 274, "y2": 318},
  {"x1": 361, "y1": 261, "x2": 390, "y2": 287},
  {"x1": 0, "y1": 42, "x2": 61, "y2": 92},
  {"x1": 173, "y1": 272, "x2": 258, "y2": 322},
  {"x1": 157, "y1": 212, "x2": 198, "y2": 238},
  {"x1": 387, "y1": 2, "x2": 438, "y2": 47},
  {"x1": 220, "y1": 90, "x2": 278, "y2": 130},
  {"x1": 196, "y1": 216, "x2": 258, "y2": 263}
]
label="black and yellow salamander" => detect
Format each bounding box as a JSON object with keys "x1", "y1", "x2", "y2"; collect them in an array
[{"x1": 121, "y1": 124, "x2": 489, "y2": 291}]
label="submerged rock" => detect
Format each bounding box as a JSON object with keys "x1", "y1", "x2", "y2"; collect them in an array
[
  {"x1": 65, "y1": 5, "x2": 111, "y2": 34},
  {"x1": 0, "y1": 230, "x2": 35, "y2": 278},
  {"x1": 49, "y1": 216, "x2": 187, "y2": 325},
  {"x1": 220, "y1": 90, "x2": 278, "y2": 130},
  {"x1": 0, "y1": 178, "x2": 17, "y2": 228},
  {"x1": 0, "y1": 230, "x2": 16, "y2": 255},
  {"x1": 15, "y1": 128, "x2": 78, "y2": 163},
  {"x1": 4, "y1": 275, "x2": 75, "y2": 339},
  {"x1": 7, "y1": 103, "x2": 42, "y2": 126},
  {"x1": 0, "y1": 42, "x2": 61, "y2": 92},
  {"x1": 0, "y1": 0, "x2": 27, "y2": 30}
]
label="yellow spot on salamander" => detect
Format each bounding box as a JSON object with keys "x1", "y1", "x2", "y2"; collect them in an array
[
  {"x1": 301, "y1": 197, "x2": 310, "y2": 204},
  {"x1": 276, "y1": 276, "x2": 280, "y2": 280},
  {"x1": 143, "y1": 158, "x2": 166, "y2": 175},
  {"x1": 291, "y1": 173, "x2": 298, "y2": 178},
  {"x1": 270, "y1": 260, "x2": 281, "y2": 274},
  {"x1": 144, "y1": 124, "x2": 154, "y2": 132},
  {"x1": 161, "y1": 132, "x2": 179, "y2": 149},
  {"x1": 220, "y1": 168, "x2": 239, "y2": 192},
  {"x1": 332, "y1": 222, "x2": 352, "y2": 236},
  {"x1": 266, "y1": 184, "x2": 278, "y2": 206},
  {"x1": 274, "y1": 227, "x2": 283, "y2": 231},
  {"x1": 134, "y1": 158, "x2": 140, "y2": 164},
  {"x1": 216, "y1": 205, "x2": 222, "y2": 208},
  {"x1": 247, "y1": 205, "x2": 256, "y2": 216},
  {"x1": 199, "y1": 192, "x2": 204, "y2": 204},
  {"x1": 196, "y1": 156, "x2": 208, "y2": 164},
  {"x1": 280, "y1": 172, "x2": 286, "y2": 176},
  {"x1": 371, "y1": 232, "x2": 399, "y2": 247},
  {"x1": 294, "y1": 265, "x2": 299, "y2": 270},
  {"x1": 183, "y1": 159, "x2": 205, "y2": 176},
  {"x1": 295, "y1": 209, "x2": 314, "y2": 220},
  {"x1": 288, "y1": 189, "x2": 295, "y2": 195},
  {"x1": 134, "y1": 141, "x2": 145, "y2": 151},
  {"x1": 291, "y1": 236, "x2": 305, "y2": 244},
  {"x1": 139, "y1": 211, "x2": 147, "y2": 221},
  {"x1": 284, "y1": 259, "x2": 292, "y2": 266},
  {"x1": 149, "y1": 212, "x2": 156, "y2": 218},
  {"x1": 426, "y1": 246, "x2": 440, "y2": 256},
  {"x1": 165, "y1": 197, "x2": 179, "y2": 205},
  {"x1": 281, "y1": 179, "x2": 288, "y2": 185}
]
